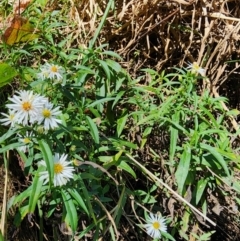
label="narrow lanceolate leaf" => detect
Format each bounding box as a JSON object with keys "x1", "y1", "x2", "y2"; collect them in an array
[
  {"x1": 195, "y1": 178, "x2": 208, "y2": 205},
  {"x1": 161, "y1": 232, "x2": 176, "y2": 241},
  {"x1": 169, "y1": 112, "x2": 180, "y2": 164},
  {"x1": 14, "y1": 205, "x2": 29, "y2": 226},
  {"x1": 97, "y1": 59, "x2": 111, "y2": 81},
  {"x1": 106, "y1": 59, "x2": 122, "y2": 72},
  {"x1": 0, "y1": 142, "x2": 22, "y2": 153},
  {"x1": 118, "y1": 160, "x2": 136, "y2": 179},
  {"x1": 175, "y1": 145, "x2": 191, "y2": 195},
  {"x1": 61, "y1": 190, "x2": 78, "y2": 233},
  {"x1": 38, "y1": 140, "x2": 53, "y2": 184},
  {"x1": 0, "y1": 128, "x2": 17, "y2": 144},
  {"x1": 200, "y1": 143, "x2": 230, "y2": 176},
  {"x1": 67, "y1": 188, "x2": 89, "y2": 215},
  {"x1": 0, "y1": 63, "x2": 17, "y2": 87},
  {"x1": 102, "y1": 51, "x2": 122, "y2": 59},
  {"x1": 85, "y1": 116, "x2": 99, "y2": 144},
  {"x1": 28, "y1": 171, "x2": 43, "y2": 213},
  {"x1": 87, "y1": 97, "x2": 116, "y2": 108},
  {"x1": 117, "y1": 110, "x2": 128, "y2": 137}
]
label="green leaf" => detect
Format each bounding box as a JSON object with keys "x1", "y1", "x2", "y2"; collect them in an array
[
  {"x1": 117, "y1": 109, "x2": 128, "y2": 137},
  {"x1": 0, "y1": 63, "x2": 17, "y2": 87},
  {"x1": 169, "y1": 112, "x2": 179, "y2": 164},
  {"x1": 175, "y1": 145, "x2": 191, "y2": 195},
  {"x1": 226, "y1": 109, "x2": 240, "y2": 116},
  {"x1": 28, "y1": 171, "x2": 44, "y2": 213},
  {"x1": 106, "y1": 59, "x2": 122, "y2": 72},
  {"x1": 38, "y1": 140, "x2": 53, "y2": 185},
  {"x1": 216, "y1": 148, "x2": 237, "y2": 161},
  {"x1": 12, "y1": 188, "x2": 32, "y2": 206},
  {"x1": 222, "y1": 177, "x2": 240, "y2": 193},
  {"x1": 102, "y1": 150, "x2": 123, "y2": 169},
  {"x1": 137, "y1": 95, "x2": 178, "y2": 125},
  {"x1": 67, "y1": 188, "x2": 89, "y2": 215},
  {"x1": 0, "y1": 128, "x2": 17, "y2": 144},
  {"x1": 165, "y1": 117, "x2": 189, "y2": 135},
  {"x1": 161, "y1": 231, "x2": 176, "y2": 241},
  {"x1": 76, "y1": 223, "x2": 96, "y2": 239},
  {"x1": 85, "y1": 116, "x2": 99, "y2": 144},
  {"x1": 75, "y1": 65, "x2": 95, "y2": 74},
  {"x1": 113, "y1": 186, "x2": 127, "y2": 225},
  {"x1": 200, "y1": 143, "x2": 230, "y2": 176},
  {"x1": 102, "y1": 51, "x2": 122, "y2": 59},
  {"x1": 0, "y1": 142, "x2": 22, "y2": 153},
  {"x1": 97, "y1": 59, "x2": 111, "y2": 80},
  {"x1": 61, "y1": 190, "x2": 78, "y2": 233},
  {"x1": 141, "y1": 126, "x2": 152, "y2": 148},
  {"x1": 107, "y1": 138, "x2": 138, "y2": 149},
  {"x1": 200, "y1": 231, "x2": 215, "y2": 240},
  {"x1": 199, "y1": 106, "x2": 218, "y2": 127},
  {"x1": 118, "y1": 160, "x2": 136, "y2": 179},
  {"x1": 195, "y1": 179, "x2": 208, "y2": 205},
  {"x1": 14, "y1": 205, "x2": 29, "y2": 226},
  {"x1": 87, "y1": 97, "x2": 116, "y2": 108},
  {"x1": 182, "y1": 210, "x2": 190, "y2": 233},
  {"x1": 36, "y1": 0, "x2": 49, "y2": 8},
  {"x1": 141, "y1": 68, "x2": 159, "y2": 75},
  {"x1": 78, "y1": 174, "x2": 97, "y2": 223}
]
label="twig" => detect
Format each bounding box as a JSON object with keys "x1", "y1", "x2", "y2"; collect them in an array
[
  {"x1": 0, "y1": 151, "x2": 9, "y2": 239},
  {"x1": 126, "y1": 153, "x2": 216, "y2": 226}
]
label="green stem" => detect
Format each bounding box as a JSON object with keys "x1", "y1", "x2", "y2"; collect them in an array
[
  {"x1": 88, "y1": 0, "x2": 114, "y2": 49},
  {"x1": 38, "y1": 201, "x2": 43, "y2": 241}
]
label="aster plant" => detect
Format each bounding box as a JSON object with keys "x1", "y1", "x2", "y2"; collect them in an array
[{"x1": 0, "y1": 26, "x2": 238, "y2": 241}]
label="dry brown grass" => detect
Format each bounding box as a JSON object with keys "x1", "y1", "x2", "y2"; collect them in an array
[{"x1": 67, "y1": 0, "x2": 240, "y2": 89}]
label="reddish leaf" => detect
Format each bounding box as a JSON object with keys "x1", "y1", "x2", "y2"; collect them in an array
[{"x1": 2, "y1": 15, "x2": 39, "y2": 45}]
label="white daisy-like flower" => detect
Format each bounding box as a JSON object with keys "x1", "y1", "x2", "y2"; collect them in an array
[
  {"x1": 6, "y1": 90, "x2": 47, "y2": 126},
  {"x1": 39, "y1": 153, "x2": 74, "y2": 186},
  {"x1": 17, "y1": 132, "x2": 33, "y2": 153},
  {"x1": 0, "y1": 110, "x2": 16, "y2": 127},
  {"x1": 38, "y1": 63, "x2": 64, "y2": 82},
  {"x1": 186, "y1": 62, "x2": 206, "y2": 76},
  {"x1": 37, "y1": 68, "x2": 49, "y2": 81},
  {"x1": 143, "y1": 213, "x2": 167, "y2": 239},
  {"x1": 37, "y1": 101, "x2": 62, "y2": 130}
]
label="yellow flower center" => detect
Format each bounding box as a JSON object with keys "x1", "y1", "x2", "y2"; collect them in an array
[
  {"x1": 9, "y1": 114, "x2": 15, "y2": 120},
  {"x1": 51, "y1": 66, "x2": 58, "y2": 73},
  {"x1": 152, "y1": 221, "x2": 160, "y2": 230},
  {"x1": 23, "y1": 137, "x2": 31, "y2": 144},
  {"x1": 42, "y1": 109, "x2": 51, "y2": 118},
  {"x1": 192, "y1": 62, "x2": 200, "y2": 71},
  {"x1": 54, "y1": 163, "x2": 63, "y2": 174},
  {"x1": 22, "y1": 101, "x2": 32, "y2": 111}
]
